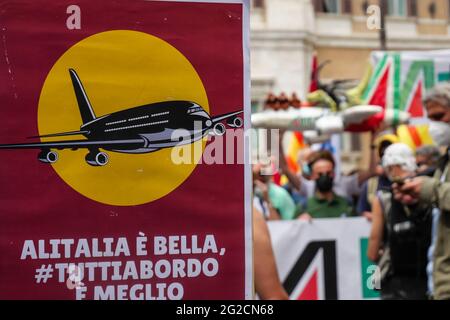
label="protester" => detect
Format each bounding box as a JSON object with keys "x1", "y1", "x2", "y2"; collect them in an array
[
  {"x1": 253, "y1": 163, "x2": 297, "y2": 220},
  {"x1": 393, "y1": 83, "x2": 450, "y2": 300},
  {"x1": 416, "y1": 145, "x2": 441, "y2": 177},
  {"x1": 297, "y1": 151, "x2": 355, "y2": 220},
  {"x1": 357, "y1": 134, "x2": 398, "y2": 220},
  {"x1": 279, "y1": 132, "x2": 377, "y2": 204},
  {"x1": 368, "y1": 143, "x2": 431, "y2": 300},
  {"x1": 253, "y1": 207, "x2": 289, "y2": 300}
]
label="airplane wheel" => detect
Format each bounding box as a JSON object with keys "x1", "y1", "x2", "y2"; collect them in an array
[{"x1": 213, "y1": 123, "x2": 226, "y2": 136}]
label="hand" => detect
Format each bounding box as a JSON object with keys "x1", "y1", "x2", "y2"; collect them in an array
[
  {"x1": 392, "y1": 177, "x2": 423, "y2": 206},
  {"x1": 362, "y1": 212, "x2": 373, "y2": 221},
  {"x1": 254, "y1": 180, "x2": 270, "y2": 203},
  {"x1": 298, "y1": 213, "x2": 313, "y2": 222}
]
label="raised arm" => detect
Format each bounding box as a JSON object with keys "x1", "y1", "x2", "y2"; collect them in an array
[
  {"x1": 367, "y1": 197, "x2": 385, "y2": 262},
  {"x1": 358, "y1": 132, "x2": 378, "y2": 186}
]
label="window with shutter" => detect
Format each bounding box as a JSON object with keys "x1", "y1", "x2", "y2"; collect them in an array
[
  {"x1": 313, "y1": 0, "x2": 325, "y2": 13},
  {"x1": 314, "y1": 0, "x2": 342, "y2": 14},
  {"x1": 342, "y1": 0, "x2": 352, "y2": 14},
  {"x1": 252, "y1": 0, "x2": 265, "y2": 9},
  {"x1": 407, "y1": 0, "x2": 417, "y2": 17},
  {"x1": 387, "y1": 0, "x2": 407, "y2": 17}
]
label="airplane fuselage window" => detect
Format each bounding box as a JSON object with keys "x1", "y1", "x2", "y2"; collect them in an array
[
  {"x1": 188, "y1": 107, "x2": 203, "y2": 114},
  {"x1": 106, "y1": 119, "x2": 127, "y2": 126},
  {"x1": 128, "y1": 115, "x2": 150, "y2": 122},
  {"x1": 151, "y1": 111, "x2": 170, "y2": 117},
  {"x1": 104, "y1": 120, "x2": 170, "y2": 133}
]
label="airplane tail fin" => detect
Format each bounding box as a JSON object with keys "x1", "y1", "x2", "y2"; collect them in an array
[{"x1": 69, "y1": 69, "x2": 97, "y2": 124}]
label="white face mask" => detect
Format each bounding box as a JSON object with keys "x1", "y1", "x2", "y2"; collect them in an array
[{"x1": 429, "y1": 121, "x2": 450, "y2": 147}]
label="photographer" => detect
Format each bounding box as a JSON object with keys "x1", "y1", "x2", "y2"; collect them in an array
[
  {"x1": 368, "y1": 143, "x2": 431, "y2": 300},
  {"x1": 416, "y1": 145, "x2": 441, "y2": 177},
  {"x1": 393, "y1": 83, "x2": 450, "y2": 300}
]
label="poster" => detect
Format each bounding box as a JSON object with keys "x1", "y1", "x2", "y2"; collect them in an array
[
  {"x1": 0, "y1": 0, "x2": 251, "y2": 300},
  {"x1": 268, "y1": 218, "x2": 379, "y2": 300}
]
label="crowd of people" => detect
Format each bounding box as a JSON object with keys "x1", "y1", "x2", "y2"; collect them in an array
[{"x1": 253, "y1": 83, "x2": 450, "y2": 300}]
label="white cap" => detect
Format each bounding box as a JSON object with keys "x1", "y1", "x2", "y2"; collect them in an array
[{"x1": 382, "y1": 143, "x2": 417, "y2": 172}]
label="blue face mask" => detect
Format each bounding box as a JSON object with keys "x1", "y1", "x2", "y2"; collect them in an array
[{"x1": 302, "y1": 163, "x2": 311, "y2": 177}]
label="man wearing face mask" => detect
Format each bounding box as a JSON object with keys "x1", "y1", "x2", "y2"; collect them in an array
[
  {"x1": 297, "y1": 151, "x2": 354, "y2": 220},
  {"x1": 279, "y1": 131, "x2": 377, "y2": 214},
  {"x1": 393, "y1": 83, "x2": 450, "y2": 300}
]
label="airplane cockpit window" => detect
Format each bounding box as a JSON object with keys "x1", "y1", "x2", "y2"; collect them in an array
[{"x1": 188, "y1": 106, "x2": 203, "y2": 114}]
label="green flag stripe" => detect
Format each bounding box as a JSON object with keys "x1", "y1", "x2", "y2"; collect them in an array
[
  {"x1": 362, "y1": 54, "x2": 389, "y2": 101},
  {"x1": 391, "y1": 53, "x2": 402, "y2": 125}
]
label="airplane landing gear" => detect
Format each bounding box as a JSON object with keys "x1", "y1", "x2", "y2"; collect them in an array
[{"x1": 86, "y1": 150, "x2": 109, "y2": 166}]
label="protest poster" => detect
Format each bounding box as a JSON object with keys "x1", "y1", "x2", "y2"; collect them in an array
[{"x1": 0, "y1": 0, "x2": 251, "y2": 300}]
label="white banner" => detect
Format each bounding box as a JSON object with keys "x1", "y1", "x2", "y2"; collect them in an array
[{"x1": 268, "y1": 217, "x2": 379, "y2": 300}]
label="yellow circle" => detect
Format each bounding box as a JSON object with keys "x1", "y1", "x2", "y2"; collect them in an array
[{"x1": 38, "y1": 30, "x2": 209, "y2": 206}]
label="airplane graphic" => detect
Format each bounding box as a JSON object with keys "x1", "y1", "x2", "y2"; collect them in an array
[{"x1": 0, "y1": 69, "x2": 243, "y2": 166}]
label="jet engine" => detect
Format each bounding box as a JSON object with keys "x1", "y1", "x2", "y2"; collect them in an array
[
  {"x1": 212, "y1": 123, "x2": 226, "y2": 136},
  {"x1": 227, "y1": 117, "x2": 243, "y2": 128},
  {"x1": 38, "y1": 150, "x2": 58, "y2": 164},
  {"x1": 85, "y1": 151, "x2": 109, "y2": 167}
]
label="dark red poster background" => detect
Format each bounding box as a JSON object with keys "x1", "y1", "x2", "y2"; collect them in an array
[{"x1": 0, "y1": 0, "x2": 247, "y2": 299}]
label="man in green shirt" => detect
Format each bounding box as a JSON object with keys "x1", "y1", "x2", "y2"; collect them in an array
[
  {"x1": 301, "y1": 192, "x2": 353, "y2": 219},
  {"x1": 297, "y1": 151, "x2": 354, "y2": 220}
]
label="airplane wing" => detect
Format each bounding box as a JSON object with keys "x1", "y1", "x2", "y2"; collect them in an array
[
  {"x1": 211, "y1": 110, "x2": 243, "y2": 123},
  {"x1": 0, "y1": 138, "x2": 146, "y2": 150}
]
